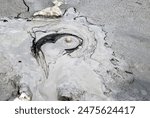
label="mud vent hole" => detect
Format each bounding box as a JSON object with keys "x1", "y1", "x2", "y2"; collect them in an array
[{"x1": 58, "y1": 96, "x2": 73, "y2": 101}]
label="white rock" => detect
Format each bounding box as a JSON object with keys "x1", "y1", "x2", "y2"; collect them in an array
[
  {"x1": 14, "y1": 92, "x2": 31, "y2": 101},
  {"x1": 33, "y1": 0, "x2": 63, "y2": 17}
]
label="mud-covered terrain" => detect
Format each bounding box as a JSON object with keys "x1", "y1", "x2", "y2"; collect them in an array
[{"x1": 0, "y1": 0, "x2": 150, "y2": 101}]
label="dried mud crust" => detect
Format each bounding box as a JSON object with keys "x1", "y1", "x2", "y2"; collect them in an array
[
  {"x1": 0, "y1": 53, "x2": 32, "y2": 101},
  {"x1": 0, "y1": 53, "x2": 20, "y2": 101}
]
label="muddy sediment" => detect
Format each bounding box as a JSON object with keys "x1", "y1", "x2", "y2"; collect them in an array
[{"x1": 0, "y1": 0, "x2": 150, "y2": 101}]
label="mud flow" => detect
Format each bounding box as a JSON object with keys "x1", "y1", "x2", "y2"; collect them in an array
[{"x1": 28, "y1": 8, "x2": 134, "y2": 101}]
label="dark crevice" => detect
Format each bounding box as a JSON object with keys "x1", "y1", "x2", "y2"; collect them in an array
[
  {"x1": 125, "y1": 71, "x2": 133, "y2": 74},
  {"x1": 14, "y1": 0, "x2": 29, "y2": 19},
  {"x1": 22, "y1": 0, "x2": 30, "y2": 12},
  {"x1": 3, "y1": 19, "x2": 8, "y2": 22},
  {"x1": 14, "y1": 13, "x2": 21, "y2": 19},
  {"x1": 0, "y1": 19, "x2": 8, "y2": 22}
]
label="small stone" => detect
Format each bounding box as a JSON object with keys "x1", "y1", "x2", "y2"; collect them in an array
[
  {"x1": 14, "y1": 92, "x2": 31, "y2": 101},
  {"x1": 65, "y1": 37, "x2": 72, "y2": 43}
]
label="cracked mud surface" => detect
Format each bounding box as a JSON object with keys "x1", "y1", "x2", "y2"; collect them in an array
[{"x1": 0, "y1": 0, "x2": 150, "y2": 101}]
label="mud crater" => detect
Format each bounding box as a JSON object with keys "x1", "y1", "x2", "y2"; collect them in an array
[{"x1": 28, "y1": 8, "x2": 134, "y2": 101}]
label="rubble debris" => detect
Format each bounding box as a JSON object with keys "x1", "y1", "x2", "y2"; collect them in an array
[
  {"x1": 33, "y1": 0, "x2": 63, "y2": 18},
  {"x1": 14, "y1": 83, "x2": 32, "y2": 101}
]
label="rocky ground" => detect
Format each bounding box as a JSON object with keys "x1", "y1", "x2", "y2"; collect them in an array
[{"x1": 0, "y1": 0, "x2": 150, "y2": 101}]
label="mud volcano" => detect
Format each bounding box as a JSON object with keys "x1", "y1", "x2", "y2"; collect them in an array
[{"x1": 28, "y1": 8, "x2": 134, "y2": 100}]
